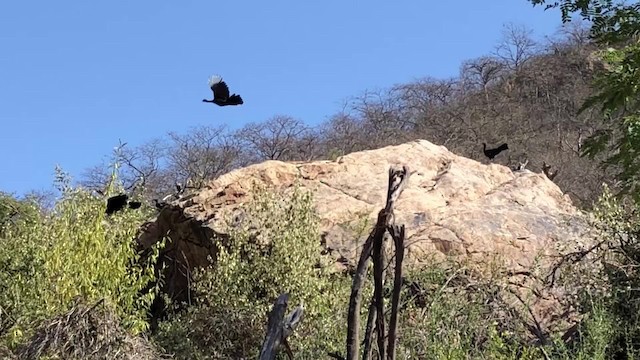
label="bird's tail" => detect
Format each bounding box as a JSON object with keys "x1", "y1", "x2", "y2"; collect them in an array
[
  {"x1": 498, "y1": 143, "x2": 509, "y2": 151},
  {"x1": 229, "y1": 94, "x2": 244, "y2": 105}
]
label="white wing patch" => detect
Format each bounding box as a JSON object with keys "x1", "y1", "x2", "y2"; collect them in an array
[{"x1": 207, "y1": 75, "x2": 223, "y2": 88}]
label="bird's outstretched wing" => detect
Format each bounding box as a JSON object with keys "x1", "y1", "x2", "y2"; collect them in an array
[{"x1": 208, "y1": 75, "x2": 230, "y2": 100}]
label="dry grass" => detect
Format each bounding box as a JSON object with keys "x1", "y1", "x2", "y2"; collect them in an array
[{"x1": 15, "y1": 298, "x2": 171, "y2": 360}]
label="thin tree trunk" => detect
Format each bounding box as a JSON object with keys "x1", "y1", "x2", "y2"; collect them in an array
[
  {"x1": 346, "y1": 210, "x2": 387, "y2": 360},
  {"x1": 387, "y1": 225, "x2": 405, "y2": 360},
  {"x1": 362, "y1": 300, "x2": 377, "y2": 360},
  {"x1": 373, "y1": 233, "x2": 386, "y2": 358}
]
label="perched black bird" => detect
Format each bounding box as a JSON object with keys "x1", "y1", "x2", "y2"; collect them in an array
[
  {"x1": 202, "y1": 75, "x2": 244, "y2": 106},
  {"x1": 128, "y1": 201, "x2": 142, "y2": 209},
  {"x1": 482, "y1": 142, "x2": 509, "y2": 160},
  {"x1": 105, "y1": 194, "x2": 142, "y2": 215}
]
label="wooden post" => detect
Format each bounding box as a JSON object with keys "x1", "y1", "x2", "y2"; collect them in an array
[{"x1": 260, "y1": 293, "x2": 304, "y2": 360}]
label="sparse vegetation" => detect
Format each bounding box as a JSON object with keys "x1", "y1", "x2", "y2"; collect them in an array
[
  {"x1": 2, "y1": 166, "x2": 640, "y2": 358},
  {"x1": 154, "y1": 185, "x2": 351, "y2": 359},
  {"x1": 6, "y1": 2, "x2": 640, "y2": 358}
]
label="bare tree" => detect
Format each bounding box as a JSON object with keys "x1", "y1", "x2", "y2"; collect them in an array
[
  {"x1": 395, "y1": 77, "x2": 473, "y2": 146},
  {"x1": 167, "y1": 125, "x2": 245, "y2": 188},
  {"x1": 460, "y1": 56, "x2": 506, "y2": 100},
  {"x1": 80, "y1": 163, "x2": 113, "y2": 194},
  {"x1": 292, "y1": 128, "x2": 324, "y2": 162},
  {"x1": 118, "y1": 138, "x2": 167, "y2": 191},
  {"x1": 80, "y1": 139, "x2": 168, "y2": 197},
  {"x1": 349, "y1": 89, "x2": 413, "y2": 139},
  {"x1": 235, "y1": 115, "x2": 310, "y2": 161},
  {"x1": 494, "y1": 23, "x2": 538, "y2": 70},
  {"x1": 319, "y1": 113, "x2": 370, "y2": 158}
]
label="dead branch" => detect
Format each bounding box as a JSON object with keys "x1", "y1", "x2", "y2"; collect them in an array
[
  {"x1": 346, "y1": 210, "x2": 385, "y2": 360},
  {"x1": 259, "y1": 293, "x2": 304, "y2": 360},
  {"x1": 385, "y1": 166, "x2": 410, "y2": 215},
  {"x1": 386, "y1": 225, "x2": 405, "y2": 360},
  {"x1": 346, "y1": 166, "x2": 410, "y2": 360},
  {"x1": 362, "y1": 301, "x2": 377, "y2": 360},
  {"x1": 546, "y1": 238, "x2": 608, "y2": 287},
  {"x1": 373, "y1": 231, "x2": 386, "y2": 358}
]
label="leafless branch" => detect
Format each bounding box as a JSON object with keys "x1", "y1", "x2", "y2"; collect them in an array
[
  {"x1": 346, "y1": 166, "x2": 410, "y2": 360},
  {"x1": 386, "y1": 224, "x2": 405, "y2": 360},
  {"x1": 259, "y1": 293, "x2": 304, "y2": 360}
]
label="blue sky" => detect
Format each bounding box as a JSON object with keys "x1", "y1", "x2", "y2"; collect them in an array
[{"x1": 0, "y1": 1, "x2": 563, "y2": 196}]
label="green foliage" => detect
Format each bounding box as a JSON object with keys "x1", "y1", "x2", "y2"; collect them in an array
[
  {"x1": 0, "y1": 166, "x2": 160, "y2": 348},
  {"x1": 530, "y1": 0, "x2": 640, "y2": 201},
  {"x1": 0, "y1": 192, "x2": 40, "y2": 238},
  {"x1": 393, "y1": 261, "x2": 535, "y2": 359},
  {"x1": 154, "y1": 185, "x2": 350, "y2": 359},
  {"x1": 583, "y1": 186, "x2": 640, "y2": 358},
  {"x1": 537, "y1": 186, "x2": 640, "y2": 359},
  {"x1": 529, "y1": 0, "x2": 614, "y2": 24}
]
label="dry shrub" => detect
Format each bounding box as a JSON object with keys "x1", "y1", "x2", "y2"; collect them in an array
[
  {"x1": 15, "y1": 298, "x2": 170, "y2": 360},
  {"x1": 0, "y1": 343, "x2": 16, "y2": 359}
]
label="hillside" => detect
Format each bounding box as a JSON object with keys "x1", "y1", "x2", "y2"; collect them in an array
[{"x1": 82, "y1": 25, "x2": 613, "y2": 210}]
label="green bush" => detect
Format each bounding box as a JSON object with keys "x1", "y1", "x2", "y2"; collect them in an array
[
  {"x1": 392, "y1": 259, "x2": 537, "y2": 360},
  {"x1": 0, "y1": 167, "x2": 160, "y2": 349},
  {"x1": 154, "y1": 185, "x2": 351, "y2": 359},
  {"x1": 564, "y1": 186, "x2": 640, "y2": 359},
  {"x1": 0, "y1": 192, "x2": 40, "y2": 238}
]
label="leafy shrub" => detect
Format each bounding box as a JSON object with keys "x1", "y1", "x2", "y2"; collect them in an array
[
  {"x1": 154, "y1": 185, "x2": 351, "y2": 359},
  {"x1": 565, "y1": 185, "x2": 640, "y2": 359},
  {"x1": 0, "y1": 167, "x2": 160, "y2": 349},
  {"x1": 0, "y1": 192, "x2": 40, "y2": 238},
  {"x1": 393, "y1": 259, "x2": 539, "y2": 360}
]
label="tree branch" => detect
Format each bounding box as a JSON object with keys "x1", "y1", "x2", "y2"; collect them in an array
[
  {"x1": 346, "y1": 165, "x2": 410, "y2": 360},
  {"x1": 386, "y1": 225, "x2": 405, "y2": 360}
]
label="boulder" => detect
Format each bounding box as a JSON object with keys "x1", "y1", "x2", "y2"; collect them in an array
[{"x1": 138, "y1": 139, "x2": 593, "y2": 336}]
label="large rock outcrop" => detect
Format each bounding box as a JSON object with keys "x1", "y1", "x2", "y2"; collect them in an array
[{"x1": 139, "y1": 139, "x2": 593, "y2": 334}]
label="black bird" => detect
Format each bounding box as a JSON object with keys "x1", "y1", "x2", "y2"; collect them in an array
[
  {"x1": 202, "y1": 75, "x2": 244, "y2": 106},
  {"x1": 105, "y1": 194, "x2": 142, "y2": 215},
  {"x1": 128, "y1": 201, "x2": 142, "y2": 209},
  {"x1": 482, "y1": 142, "x2": 509, "y2": 160}
]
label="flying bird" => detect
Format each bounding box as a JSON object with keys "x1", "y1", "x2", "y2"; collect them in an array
[
  {"x1": 202, "y1": 75, "x2": 244, "y2": 106},
  {"x1": 105, "y1": 194, "x2": 142, "y2": 215},
  {"x1": 482, "y1": 142, "x2": 509, "y2": 160}
]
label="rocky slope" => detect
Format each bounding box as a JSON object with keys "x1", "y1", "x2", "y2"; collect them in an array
[{"x1": 138, "y1": 139, "x2": 593, "y2": 334}]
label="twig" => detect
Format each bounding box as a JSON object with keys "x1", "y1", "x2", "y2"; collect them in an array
[{"x1": 546, "y1": 238, "x2": 608, "y2": 287}]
